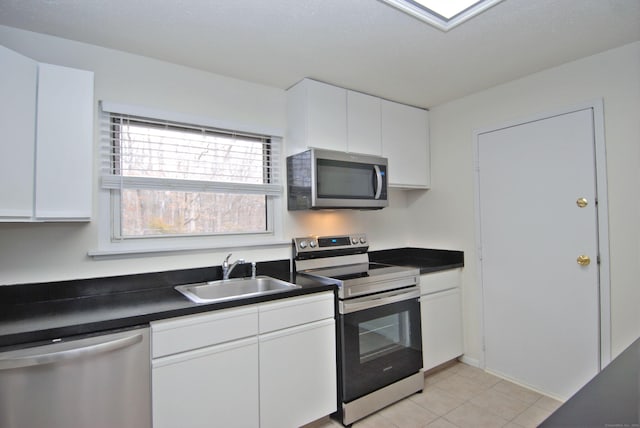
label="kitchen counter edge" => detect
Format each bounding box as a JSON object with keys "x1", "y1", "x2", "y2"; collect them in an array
[
  {"x1": 0, "y1": 261, "x2": 331, "y2": 349},
  {"x1": 1, "y1": 247, "x2": 464, "y2": 349}
]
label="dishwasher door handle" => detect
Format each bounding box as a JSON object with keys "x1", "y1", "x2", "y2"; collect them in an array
[{"x1": 0, "y1": 332, "x2": 143, "y2": 370}]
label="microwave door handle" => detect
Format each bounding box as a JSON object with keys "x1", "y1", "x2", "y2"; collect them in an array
[{"x1": 373, "y1": 165, "x2": 383, "y2": 200}]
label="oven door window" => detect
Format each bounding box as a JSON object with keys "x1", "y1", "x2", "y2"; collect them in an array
[
  {"x1": 340, "y1": 296, "x2": 422, "y2": 402},
  {"x1": 360, "y1": 314, "x2": 408, "y2": 363}
]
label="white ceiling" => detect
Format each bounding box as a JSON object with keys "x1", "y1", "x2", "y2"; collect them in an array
[{"x1": 1, "y1": 0, "x2": 639, "y2": 108}]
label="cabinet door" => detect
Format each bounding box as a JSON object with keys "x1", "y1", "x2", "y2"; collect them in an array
[
  {"x1": 347, "y1": 90, "x2": 381, "y2": 155},
  {"x1": 35, "y1": 63, "x2": 94, "y2": 220},
  {"x1": 259, "y1": 319, "x2": 337, "y2": 428},
  {"x1": 287, "y1": 79, "x2": 347, "y2": 154},
  {"x1": 381, "y1": 99, "x2": 430, "y2": 188},
  {"x1": 420, "y1": 288, "x2": 463, "y2": 371},
  {"x1": 306, "y1": 79, "x2": 347, "y2": 152},
  {"x1": 152, "y1": 337, "x2": 259, "y2": 428},
  {"x1": 0, "y1": 46, "x2": 37, "y2": 220}
]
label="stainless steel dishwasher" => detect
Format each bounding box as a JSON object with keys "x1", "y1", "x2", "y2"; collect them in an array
[{"x1": 0, "y1": 326, "x2": 151, "y2": 428}]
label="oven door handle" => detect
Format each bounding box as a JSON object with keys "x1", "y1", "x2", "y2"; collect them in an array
[{"x1": 339, "y1": 288, "x2": 420, "y2": 314}]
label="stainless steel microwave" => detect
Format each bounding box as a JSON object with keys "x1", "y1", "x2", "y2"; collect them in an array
[{"x1": 287, "y1": 148, "x2": 388, "y2": 210}]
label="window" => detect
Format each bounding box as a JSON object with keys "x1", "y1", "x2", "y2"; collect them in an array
[
  {"x1": 96, "y1": 103, "x2": 283, "y2": 254},
  {"x1": 379, "y1": 0, "x2": 504, "y2": 31}
]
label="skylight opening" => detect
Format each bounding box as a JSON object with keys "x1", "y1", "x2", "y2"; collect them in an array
[
  {"x1": 412, "y1": 0, "x2": 482, "y2": 20},
  {"x1": 380, "y1": 0, "x2": 504, "y2": 31}
]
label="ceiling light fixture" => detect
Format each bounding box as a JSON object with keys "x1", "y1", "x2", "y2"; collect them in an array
[{"x1": 379, "y1": 0, "x2": 504, "y2": 31}]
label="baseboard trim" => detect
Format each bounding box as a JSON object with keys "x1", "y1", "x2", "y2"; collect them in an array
[
  {"x1": 459, "y1": 355, "x2": 480, "y2": 368},
  {"x1": 484, "y1": 367, "x2": 567, "y2": 402}
]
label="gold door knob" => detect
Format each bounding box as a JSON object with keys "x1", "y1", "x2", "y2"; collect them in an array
[
  {"x1": 577, "y1": 255, "x2": 591, "y2": 266},
  {"x1": 576, "y1": 198, "x2": 588, "y2": 208}
]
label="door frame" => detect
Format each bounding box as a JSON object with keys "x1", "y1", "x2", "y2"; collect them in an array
[{"x1": 472, "y1": 99, "x2": 611, "y2": 371}]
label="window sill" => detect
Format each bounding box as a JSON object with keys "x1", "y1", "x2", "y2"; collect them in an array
[{"x1": 88, "y1": 239, "x2": 290, "y2": 260}]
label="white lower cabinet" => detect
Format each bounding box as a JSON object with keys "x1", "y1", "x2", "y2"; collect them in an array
[
  {"x1": 151, "y1": 305, "x2": 259, "y2": 428},
  {"x1": 259, "y1": 291, "x2": 337, "y2": 428},
  {"x1": 420, "y1": 269, "x2": 464, "y2": 371},
  {"x1": 260, "y1": 319, "x2": 337, "y2": 428},
  {"x1": 151, "y1": 291, "x2": 336, "y2": 428},
  {"x1": 152, "y1": 337, "x2": 259, "y2": 428}
]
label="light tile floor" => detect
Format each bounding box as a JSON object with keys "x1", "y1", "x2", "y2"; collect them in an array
[{"x1": 304, "y1": 361, "x2": 563, "y2": 428}]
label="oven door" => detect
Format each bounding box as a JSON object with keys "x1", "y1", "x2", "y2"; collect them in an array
[{"x1": 338, "y1": 287, "x2": 422, "y2": 403}]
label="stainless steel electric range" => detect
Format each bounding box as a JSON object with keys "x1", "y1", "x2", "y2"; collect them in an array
[{"x1": 293, "y1": 233, "x2": 423, "y2": 426}]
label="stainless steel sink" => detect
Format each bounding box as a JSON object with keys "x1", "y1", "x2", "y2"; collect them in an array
[{"x1": 175, "y1": 276, "x2": 301, "y2": 304}]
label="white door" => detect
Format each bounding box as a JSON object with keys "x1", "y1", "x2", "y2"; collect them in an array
[{"x1": 477, "y1": 108, "x2": 601, "y2": 399}]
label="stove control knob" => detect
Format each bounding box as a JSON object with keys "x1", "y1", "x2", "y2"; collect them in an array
[
  {"x1": 351, "y1": 237, "x2": 358, "y2": 245},
  {"x1": 299, "y1": 240, "x2": 308, "y2": 249},
  {"x1": 309, "y1": 240, "x2": 317, "y2": 248},
  {"x1": 360, "y1": 237, "x2": 367, "y2": 244}
]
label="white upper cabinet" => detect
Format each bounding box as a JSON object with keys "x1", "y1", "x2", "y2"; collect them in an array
[
  {"x1": 286, "y1": 78, "x2": 430, "y2": 188},
  {"x1": 381, "y1": 99, "x2": 430, "y2": 189},
  {"x1": 286, "y1": 78, "x2": 347, "y2": 155},
  {"x1": 36, "y1": 63, "x2": 94, "y2": 220},
  {"x1": 0, "y1": 46, "x2": 38, "y2": 220},
  {"x1": 347, "y1": 90, "x2": 382, "y2": 155},
  {"x1": 0, "y1": 45, "x2": 94, "y2": 222}
]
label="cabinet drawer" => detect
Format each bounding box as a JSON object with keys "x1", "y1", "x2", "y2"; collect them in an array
[
  {"x1": 259, "y1": 292, "x2": 334, "y2": 334},
  {"x1": 151, "y1": 305, "x2": 258, "y2": 358},
  {"x1": 420, "y1": 268, "x2": 462, "y2": 294}
]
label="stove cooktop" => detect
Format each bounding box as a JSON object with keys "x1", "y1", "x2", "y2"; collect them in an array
[
  {"x1": 298, "y1": 262, "x2": 419, "y2": 299},
  {"x1": 301, "y1": 262, "x2": 409, "y2": 281},
  {"x1": 293, "y1": 233, "x2": 420, "y2": 299}
]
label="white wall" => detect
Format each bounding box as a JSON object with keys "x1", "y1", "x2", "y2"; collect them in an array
[
  {"x1": 0, "y1": 26, "x2": 410, "y2": 284},
  {"x1": 409, "y1": 41, "x2": 640, "y2": 361}
]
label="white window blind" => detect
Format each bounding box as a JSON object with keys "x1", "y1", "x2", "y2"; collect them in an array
[{"x1": 100, "y1": 112, "x2": 282, "y2": 195}]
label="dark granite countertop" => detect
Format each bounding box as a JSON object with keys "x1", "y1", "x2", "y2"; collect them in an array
[
  {"x1": 369, "y1": 248, "x2": 464, "y2": 274},
  {"x1": 0, "y1": 247, "x2": 464, "y2": 349},
  {"x1": 0, "y1": 260, "x2": 331, "y2": 349},
  {"x1": 539, "y1": 335, "x2": 640, "y2": 427}
]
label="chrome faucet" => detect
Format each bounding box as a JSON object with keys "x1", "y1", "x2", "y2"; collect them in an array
[{"x1": 222, "y1": 253, "x2": 245, "y2": 280}]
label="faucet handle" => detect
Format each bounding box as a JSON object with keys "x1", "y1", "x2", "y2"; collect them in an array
[{"x1": 223, "y1": 253, "x2": 232, "y2": 266}]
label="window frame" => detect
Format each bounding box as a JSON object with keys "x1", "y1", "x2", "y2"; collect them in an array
[{"x1": 91, "y1": 102, "x2": 286, "y2": 257}]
